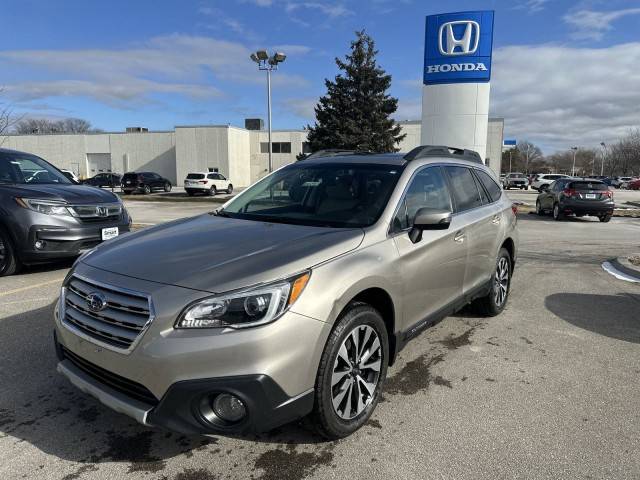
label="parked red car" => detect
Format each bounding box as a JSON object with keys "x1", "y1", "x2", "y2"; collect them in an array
[{"x1": 628, "y1": 178, "x2": 640, "y2": 190}]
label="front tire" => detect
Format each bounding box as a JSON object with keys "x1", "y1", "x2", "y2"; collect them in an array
[
  {"x1": 470, "y1": 248, "x2": 511, "y2": 317},
  {"x1": 311, "y1": 303, "x2": 388, "y2": 439},
  {"x1": 535, "y1": 200, "x2": 544, "y2": 216},
  {"x1": 0, "y1": 228, "x2": 20, "y2": 277}
]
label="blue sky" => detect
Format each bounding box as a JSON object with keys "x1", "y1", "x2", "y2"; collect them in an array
[{"x1": 2, "y1": 0, "x2": 640, "y2": 153}]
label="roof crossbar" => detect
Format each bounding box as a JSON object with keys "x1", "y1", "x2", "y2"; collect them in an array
[{"x1": 403, "y1": 145, "x2": 483, "y2": 164}]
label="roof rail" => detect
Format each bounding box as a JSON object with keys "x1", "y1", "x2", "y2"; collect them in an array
[
  {"x1": 301, "y1": 149, "x2": 375, "y2": 160},
  {"x1": 403, "y1": 145, "x2": 483, "y2": 164}
]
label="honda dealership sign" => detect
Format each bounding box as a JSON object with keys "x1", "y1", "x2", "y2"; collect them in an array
[
  {"x1": 423, "y1": 11, "x2": 494, "y2": 85},
  {"x1": 421, "y1": 10, "x2": 496, "y2": 169}
]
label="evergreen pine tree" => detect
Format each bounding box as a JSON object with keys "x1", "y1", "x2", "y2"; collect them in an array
[{"x1": 306, "y1": 30, "x2": 406, "y2": 153}]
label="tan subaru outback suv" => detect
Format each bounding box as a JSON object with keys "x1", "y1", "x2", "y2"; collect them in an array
[{"x1": 54, "y1": 146, "x2": 518, "y2": 439}]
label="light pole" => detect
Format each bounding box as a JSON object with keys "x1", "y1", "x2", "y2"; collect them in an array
[
  {"x1": 250, "y1": 50, "x2": 286, "y2": 174},
  {"x1": 599, "y1": 142, "x2": 606, "y2": 176},
  {"x1": 570, "y1": 146, "x2": 578, "y2": 176}
]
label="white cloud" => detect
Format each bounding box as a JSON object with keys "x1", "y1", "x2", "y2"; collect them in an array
[
  {"x1": 518, "y1": 0, "x2": 551, "y2": 14},
  {"x1": 491, "y1": 42, "x2": 640, "y2": 152},
  {"x1": 284, "y1": 1, "x2": 352, "y2": 18},
  {"x1": 281, "y1": 97, "x2": 317, "y2": 119},
  {"x1": 0, "y1": 34, "x2": 309, "y2": 108},
  {"x1": 564, "y1": 8, "x2": 640, "y2": 41}
]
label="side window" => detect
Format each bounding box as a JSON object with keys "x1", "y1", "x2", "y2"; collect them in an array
[
  {"x1": 474, "y1": 173, "x2": 490, "y2": 204},
  {"x1": 207, "y1": 174, "x2": 216, "y2": 180},
  {"x1": 550, "y1": 181, "x2": 560, "y2": 192},
  {"x1": 392, "y1": 166, "x2": 452, "y2": 231},
  {"x1": 219, "y1": 174, "x2": 227, "y2": 180},
  {"x1": 475, "y1": 169, "x2": 502, "y2": 202},
  {"x1": 444, "y1": 166, "x2": 483, "y2": 212}
]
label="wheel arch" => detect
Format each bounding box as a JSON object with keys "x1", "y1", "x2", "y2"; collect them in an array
[
  {"x1": 341, "y1": 287, "x2": 398, "y2": 366},
  {"x1": 500, "y1": 237, "x2": 516, "y2": 271}
]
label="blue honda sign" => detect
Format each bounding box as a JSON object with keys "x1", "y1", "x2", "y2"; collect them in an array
[{"x1": 423, "y1": 10, "x2": 494, "y2": 85}]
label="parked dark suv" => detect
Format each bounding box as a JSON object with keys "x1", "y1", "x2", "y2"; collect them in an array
[
  {"x1": 0, "y1": 148, "x2": 131, "y2": 276},
  {"x1": 535, "y1": 178, "x2": 614, "y2": 222},
  {"x1": 122, "y1": 172, "x2": 172, "y2": 195},
  {"x1": 83, "y1": 173, "x2": 122, "y2": 189}
]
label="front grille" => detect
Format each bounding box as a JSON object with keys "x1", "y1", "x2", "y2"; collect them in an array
[
  {"x1": 71, "y1": 204, "x2": 123, "y2": 223},
  {"x1": 79, "y1": 214, "x2": 121, "y2": 224},
  {"x1": 61, "y1": 346, "x2": 158, "y2": 405},
  {"x1": 62, "y1": 275, "x2": 153, "y2": 352}
]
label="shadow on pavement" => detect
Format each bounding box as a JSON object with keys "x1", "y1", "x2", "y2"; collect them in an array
[
  {"x1": 545, "y1": 292, "x2": 640, "y2": 343},
  {"x1": 0, "y1": 301, "x2": 325, "y2": 476},
  {"x1": 518, "y1": 212, "x2": 599, "y2": 223}
]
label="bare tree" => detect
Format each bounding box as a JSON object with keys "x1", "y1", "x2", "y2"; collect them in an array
[
  {"x1": 0, "y1": 89, "x2": 23, "y2": 145},
  {"x1": 517, "y1": 140, "x2": 543, "y2": 174},
  {"x1": 14, "y1": 117, "x2": 100, "y2": 135},
  {"x1": 607, "y1": 129, "x2": 640, "y2": 176}
]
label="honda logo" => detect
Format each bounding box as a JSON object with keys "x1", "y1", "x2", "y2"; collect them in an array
[
  {"x1": 438, "y1": 21, "x2": 480, "y2": 56},
  {"x1": 96, "y1": 206, "x2": 108, "y2": 217}
]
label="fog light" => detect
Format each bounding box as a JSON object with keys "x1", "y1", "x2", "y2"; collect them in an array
[
  {"x1": 212, "y1": 394, "x2": 246, "y2": 422},
  {"x1": 35, "y1": 240, "x2": 45, "y2": 250}
]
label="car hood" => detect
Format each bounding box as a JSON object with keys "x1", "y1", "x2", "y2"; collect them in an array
[
  {"x1": 5, "y1": 184, "x2": 119, "y2": 204},
  {"x1": 82, "y1": 214, "x2": 364, "y2": 293}
]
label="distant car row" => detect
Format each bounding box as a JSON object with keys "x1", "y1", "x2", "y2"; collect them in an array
[
  {"x1": 499, "y1": 172, "x2": 640, "y2": 191},
  {"x1": 65, "y1": 171, "x2": 234, "y2": 196}
]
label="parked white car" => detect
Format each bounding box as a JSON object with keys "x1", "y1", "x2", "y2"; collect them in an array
[
  {"x1": 619, "y1": 177, "x2": 636, "y2": 189},
  {"x1": 184, "y1": 172, "x2": 233, "y2": 196},
  {"x1": 531, "y1": 174, "x2": 569, "y2": 191}
]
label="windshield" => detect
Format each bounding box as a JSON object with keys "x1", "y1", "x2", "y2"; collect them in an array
[
  {"x1": 0, "y1": 152, "x2": 71, "y2": 185},
  {"x1": 221, "y1": 162, "x2": 402, "y2": 228},
  {"x1": 508, "y1": 173, "x2": 525, "y2": 178}
]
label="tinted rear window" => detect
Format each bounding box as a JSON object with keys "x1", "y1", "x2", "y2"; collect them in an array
[
  {"x1": 569, "y1": 181, "x2": 607, "y2": 191},
  {"x1": 187, "y1": 173, "x2": 205, "y2": 179},
  {"x1": 122, "y1": 173, "x2": 139, "y2": 181},
  {"x1": 445, "y1": 166, "x2": 483, "y2": 212},
  {"x1": 475, "y1": 169, "x2": 502, "y2": 202}
]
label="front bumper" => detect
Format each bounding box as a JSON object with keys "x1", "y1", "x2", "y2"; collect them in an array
[
  {"x1": 54, "y1": 263, "x2": 330, "y2": 434},
  {"x1": 55, "y1": 336, "x2": 313, "y2": 434}
]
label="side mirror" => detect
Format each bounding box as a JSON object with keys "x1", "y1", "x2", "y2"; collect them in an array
[
  {"x1": 409, "y1": 207, "x2": 452, "y2": 244},
  {"x1": 540, "y1": 184, "x2": 549, "y2": 192}
]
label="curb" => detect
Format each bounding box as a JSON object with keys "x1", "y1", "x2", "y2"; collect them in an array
[
  {"x1": 602, "y1": 258, "x2": 640, "y2": 283},
  {"x1": 610, "y1": 256, "x2": 640, "y2": 280}
]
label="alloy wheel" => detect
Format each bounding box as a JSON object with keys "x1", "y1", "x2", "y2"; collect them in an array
[
  {"x1": 494, "y1": 257, "x2": 509, "y2": 307},
  {"x1": 0, "y1": 238, "x2": 6, "y2": 269},
  {"x1": 331, "y1": 325, "x2": 382, "y2": 420}
]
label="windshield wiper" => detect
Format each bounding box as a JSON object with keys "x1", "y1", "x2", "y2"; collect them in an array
[{"x1": 211, "y1": 209, "x2": 231, "y2": 218}]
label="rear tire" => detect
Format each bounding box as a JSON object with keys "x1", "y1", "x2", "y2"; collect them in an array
[
  {"x1": 599, "y1": 213, "x2": 612, "y2": 223},
  {"x1": 227, "y1": 184, "x2": 233, "y2": 194},
  {"x1": 535, "y1": 200, "x2": 544, "y2": 216},
  {"x1": 186, "y1": 190, "x2": 195, "y2": 197},
  {"x1": 164, "y1": 182, "x2": 172, "y2": 192},
  {"x1": 311, "y1": 303, "x2": 388, "y2": 439},
  {"x1": 553, "y1": 203, "x2": 564, "y2": 221},
  {"x1": 0, "y1": 228, "x2": 20, "y2": 277},
  {"x1": 208, "y1": 186, "x2": 217, "y2": 196},
  {"x1": 143, "y1": 185, "x2": 151, "y2": 195},
  {"x1": 470, "y1": 248, "x2": 511, "y2": 317}
]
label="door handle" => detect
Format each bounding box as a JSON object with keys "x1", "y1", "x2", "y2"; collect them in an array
[
  {"x1": 491, "y1": 215, "x2": 501, "y2": 225},
  {"x1": 454, "y1": 231, "x2": 465, "y2": 243}
]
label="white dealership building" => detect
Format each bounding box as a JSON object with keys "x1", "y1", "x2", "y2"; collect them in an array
[{"x1": 2, "y1": 118, "x2": 504, "y2": 187}]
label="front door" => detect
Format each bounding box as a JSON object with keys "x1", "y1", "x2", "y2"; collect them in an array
[{"x1": 391, "y1": 166, "x2": 467, "y2": 333}]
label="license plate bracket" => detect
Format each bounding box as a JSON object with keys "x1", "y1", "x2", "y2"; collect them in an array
[{"x1": 101, "y1": 227, "x2": 119, "y2": 241}]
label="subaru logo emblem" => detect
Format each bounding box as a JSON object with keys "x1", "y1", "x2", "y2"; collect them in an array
[
  {"x1": 87, "y1": 292, "x2": 108, "y2": 312},
  {"x1": 96, "y1": 206, "x2": 108, "y2": 217},
  {"x1": 439, "y1": 20, "x2": 480, "y2": 56}
]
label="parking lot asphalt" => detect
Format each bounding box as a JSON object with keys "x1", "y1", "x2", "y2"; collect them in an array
[{"x1": 1, "y1": 210, "x2": 639, "y2": 479}]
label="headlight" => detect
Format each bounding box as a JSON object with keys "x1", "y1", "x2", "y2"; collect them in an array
[
  {"x1": 176, "y1": 272, "x2": 310, "y2": 329},
  {"x1": 15, "y1": 198, "x2": 72, "y2": 216}
]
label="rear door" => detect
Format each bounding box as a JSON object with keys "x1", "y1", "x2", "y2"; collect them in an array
[
  {"x1": 444, "y1": 165, "x2": 498, "y2": 294},
  {"x1": 391, "y1": 166, "x2": 466, "y2": 330}
]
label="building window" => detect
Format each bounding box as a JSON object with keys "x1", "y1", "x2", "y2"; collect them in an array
[
  {"x1": 260, "y1": 142, "x2": 292, "y2": 154},
  {"x1": 302, "y1": 142, "x2": 312, "y2": 154}
]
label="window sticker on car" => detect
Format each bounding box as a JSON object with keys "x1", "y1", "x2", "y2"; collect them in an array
[{"x1": 302, "y1": 181, "x2": 322, "y2": 187}]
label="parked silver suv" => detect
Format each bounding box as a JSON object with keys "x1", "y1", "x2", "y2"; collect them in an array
[{"x1": 54, "y1": 146, "x2": 518, "y2": 439}]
